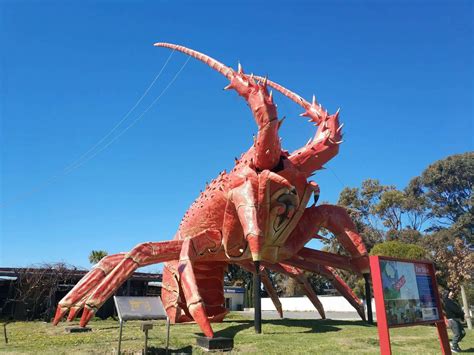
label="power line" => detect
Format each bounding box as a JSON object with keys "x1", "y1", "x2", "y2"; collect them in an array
[
  {"x1": 62, "y1": 49, "x2": 176, "y2": 172},
  {"x1": 62, "y1": 56, "x2": 191, "y2": 174},
  {"x1": 1, "y1": 53, "x2": 189, "y2": 208},
  {"x1": 327, "y1": 166, "x2": 346, "y2": 189}
]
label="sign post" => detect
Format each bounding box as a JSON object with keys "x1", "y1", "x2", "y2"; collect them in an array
[
  {"x1": 369, "y1": 256, "x2": 451, "y2": 355},
  {"x1": 114, "y1": 296, "x2": 170, "y2": 354},
  {"x1": 364, "y1": 273, "x2": 373, "y2": 324}
]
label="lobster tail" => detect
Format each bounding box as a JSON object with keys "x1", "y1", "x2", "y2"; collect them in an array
[{"x1": 154, "y1": 42, "x2": 234, "y2": 80}]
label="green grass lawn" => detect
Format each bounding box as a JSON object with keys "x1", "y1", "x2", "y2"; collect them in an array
[{"x1": 1, "y1": 313, "x2": 472, "y2": 354}]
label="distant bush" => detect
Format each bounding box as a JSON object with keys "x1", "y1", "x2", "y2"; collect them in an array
[{"x1": 369, "y1": 241, "x2": 427, "y2": 260}]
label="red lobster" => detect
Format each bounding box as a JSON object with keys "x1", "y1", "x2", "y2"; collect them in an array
[{"x1": 53, "y1": 43, "x2": 370, "y2": 338}]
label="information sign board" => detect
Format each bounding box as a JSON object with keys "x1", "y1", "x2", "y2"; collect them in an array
[
  {"x1": 379, "y1": 260, "x2": 440, "y2": 326},
  {"x1": 369, "y1": 256, "x2": 451, "y2": 355},
  {"x1": 114, "y1": 296, "x2": 167, "y2": 321}
]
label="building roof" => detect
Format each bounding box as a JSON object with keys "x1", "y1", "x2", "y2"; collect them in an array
[{"x1": 0, "y1": 267, "x2": 162, "y2": 282}]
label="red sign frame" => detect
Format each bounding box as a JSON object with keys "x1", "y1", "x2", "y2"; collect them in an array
[{"x1": 369, "y1": 256, "x2": 451, "y2": 354}]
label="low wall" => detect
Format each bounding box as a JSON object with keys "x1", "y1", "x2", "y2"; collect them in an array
[{"x1": 261, "y1": 296, "x2": 376, "y2": 313}]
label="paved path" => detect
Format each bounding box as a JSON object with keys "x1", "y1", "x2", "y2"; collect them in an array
[{"x1": 239, "y1": 310, "x2": 365, "y2": 321}]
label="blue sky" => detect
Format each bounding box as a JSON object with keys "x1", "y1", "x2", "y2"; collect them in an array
[{"x1": 1, "y1": 1, "x2": 472, "y2": 272}]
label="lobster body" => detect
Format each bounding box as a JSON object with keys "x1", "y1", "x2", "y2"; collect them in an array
[{"x1": 54, "y1": 43, "x2": 370, "y2": 338}]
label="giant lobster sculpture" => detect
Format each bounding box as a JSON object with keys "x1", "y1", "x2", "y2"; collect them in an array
[{"x1": 53, "y1": 43, "x2": 370, "y2": 338}]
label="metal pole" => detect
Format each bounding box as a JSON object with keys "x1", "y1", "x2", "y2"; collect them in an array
[
  {"x1": 144, "y1": 329, "x2": 148, "y2": 355},
  {"x1": 460, "y1": 285, "x2": 472, "y2": 329},
  {"x1": 3, "y1": 323, "x2": 8, "y2": 344},
  {"x1": 254, "y1": 261, "x2": 262, "y2": 334},
  {"x1": 117, "y1": 320, "x2": 123, "y2": 355},
  {"x1": 364, "y1": 273, "x2": 373, "y2": 325},
  {"x1": 166, "y1": 317, "x2": 170, "y2": 355}
]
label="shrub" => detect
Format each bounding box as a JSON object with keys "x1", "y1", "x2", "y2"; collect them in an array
[{"x1": 369, "y1": 241, "x2": 427, "y2": 260}]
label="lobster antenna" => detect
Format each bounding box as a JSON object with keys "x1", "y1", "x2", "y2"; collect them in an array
[
  {"x1": 254, "y1": 75, "x2": 312, "y2": 110},
  {"x1": 154, "y1": 43, "x2": 323, "y2": 115},
  {"x1": 154, "y1": 42, "x2": 234, "y2": 80}
]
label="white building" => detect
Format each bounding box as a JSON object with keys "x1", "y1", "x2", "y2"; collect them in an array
[{"x1": 223, "y1": 286, "x2": 245, "y2": 311}]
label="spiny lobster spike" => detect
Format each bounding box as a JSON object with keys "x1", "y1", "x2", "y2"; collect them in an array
[
  {"x1": 262, "y1": 76, "x2": 268, "y2": 88},
  {"x1": 238, "y1": 62, "x2": 243, "y2": 74},
  {"x1": 337, "y1": 123, "x2": 344, "y2": 133},
  {"x1": 154, "y1": 42, "x2": 235, "y2": 79},
  {"x1": 249, "y1": 73, "x2": 256, "y2": 84},
  {"x1": 312, "y1": 94, "x2": 317, "y2": 106},
  {"x1": 277, "y1": 116, "x2": 285, "y2": 129},
  {"x1": 269, "y1": 90, "x2": 273, "y2": 102}
]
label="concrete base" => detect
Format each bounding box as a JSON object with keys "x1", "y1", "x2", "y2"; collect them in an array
[
  {"x1": 196, "y1": 336, "x2": 233, "y2": 351},
  {"x1": 65, "y1": 326, "x2": 91, "y2": 333}
]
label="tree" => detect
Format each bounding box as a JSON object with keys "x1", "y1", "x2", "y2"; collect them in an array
[
  {"x1": 273, "y1": 273, "x2": 304, "y2": 297},
  {"x1": 11, "y1": 263, "x2": 78, "y2": 321},
  {"x1": 337, "y1": 180, "x2": 388, "y2": 251},
  {"x1": 429, "y1": 235, "x2": 473, "y2": 291},
  {"x1": 224, "y1": 264, "x2": 252, "y2": 286},
  {"x1": 88, "y1": 250, "x2": 108, "y2": 265},
  {"x1": 332, "y1": 153, "x2": 472, "y2": 312},
  {"x1": 418, "y1": 152, "x2": 473, "y2": 245},
  {"x1": 416, "y1": 152, "x2": 473, "y2": 326},
  {"x1": 374, "y1": 189, "x2": 405, "y2": 231},
  {"x1": 403, "y1": 177, "x2": 431, "y2": 230},
  {"x1": 337, "y1": 179, "x2": 429, "y2": 249}
]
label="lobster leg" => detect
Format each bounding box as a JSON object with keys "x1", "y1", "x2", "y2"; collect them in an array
[
  {"x1": 161, "y1": 260, "x2": 192, "y2": 323},
  {"x1": 263, "y1": 262, "x2": 326, "y2": 319},
  {"x1": 66, "y1": 296, "x2": 86, "y2": 322},
  {"x1": 178, "y1": 235, "x2": 224, "y2": 338},
  {"x1": 78, "y1": 240, "x2": 184, "y2": 327},
  {"x1": 282, "y1": 204, "x2": 369, "y2": 273},
  {"x1": 261, "y1": 270, "x2": 283, "y2": 318},
  {"x1": 53, "y1": 253, "x2": 126, "y2": 325},
  {"x1": 285, "y1": 256, "x2": 366, "y2": 320}
]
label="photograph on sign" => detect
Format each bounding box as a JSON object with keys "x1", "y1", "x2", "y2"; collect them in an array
[{"x1": 380, "y1": 260, "x2": 439, "y2": 326}]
